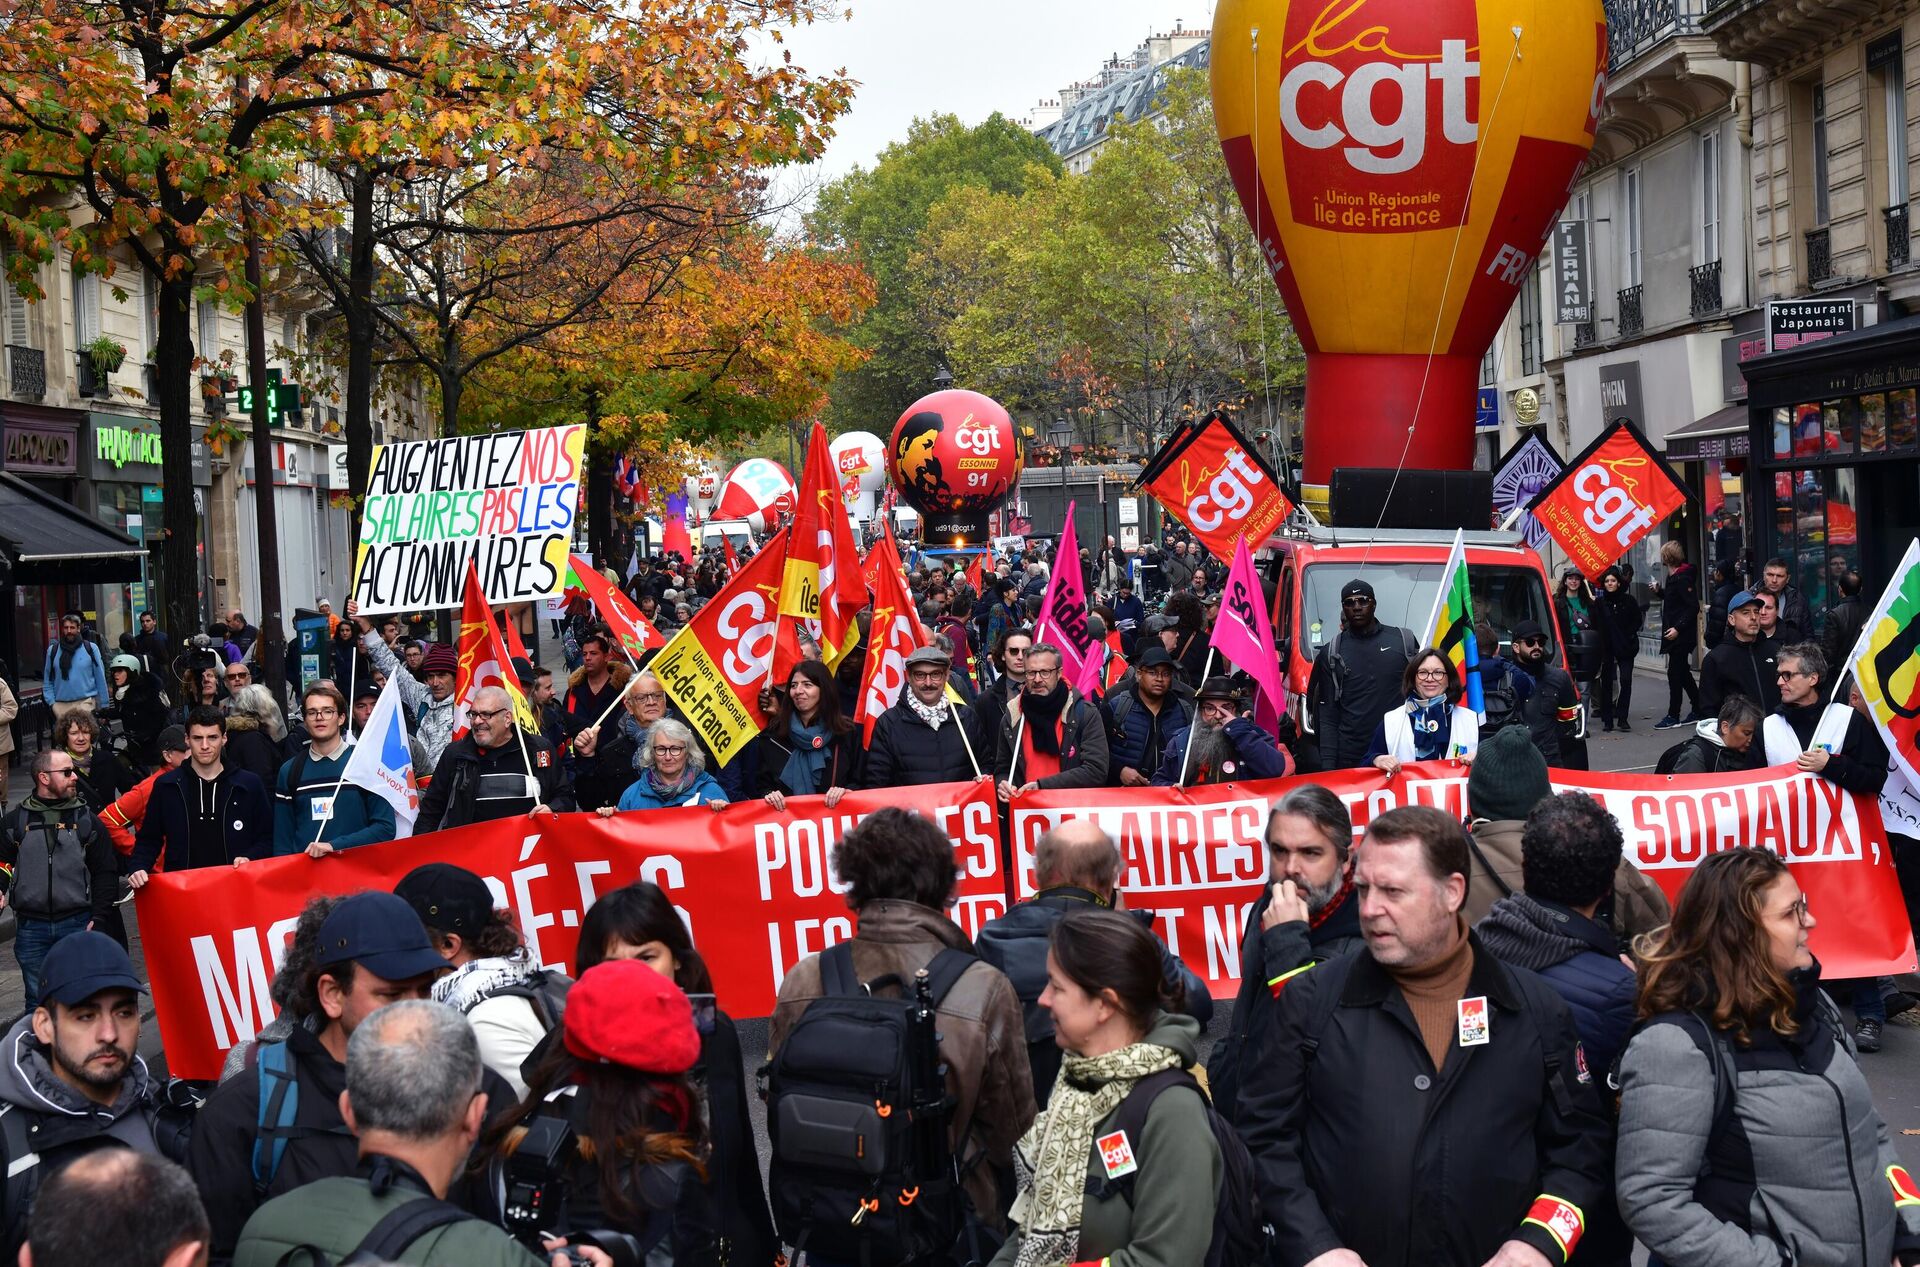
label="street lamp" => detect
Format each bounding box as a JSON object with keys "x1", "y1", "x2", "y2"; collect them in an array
[{"x1": 932, "y1": 365, "x2": 954, "y2": 391}]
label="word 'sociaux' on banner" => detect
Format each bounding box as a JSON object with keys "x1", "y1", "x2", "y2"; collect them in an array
[
  {"x1": 352, "y1": 424, "x2": 588, "y2": 616},
  {"x1": 141, "y1": 766, "x2": 1913, "y2": 1080}
]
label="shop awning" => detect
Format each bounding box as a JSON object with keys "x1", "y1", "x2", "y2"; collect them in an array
[
  {"x1": 1664, "y1": 404, "x2": 1751, "y2": 461},
  {"x1": 0, "y1": 472, "x2": 144, "y2": 585}
]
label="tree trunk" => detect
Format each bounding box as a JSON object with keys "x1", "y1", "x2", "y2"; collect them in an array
[
  {"x1": 245, "y1": 221, "x2": 287, "y2": 702},
  {"x1": 157, "y1": 268, "x2": 201, "y2": 650},
  {"x1": 584, "y1": 383, "x2": 614, "y2": 568},
  {"x1": 344, "y1": 164, "x2": 377, "y2": 542}
]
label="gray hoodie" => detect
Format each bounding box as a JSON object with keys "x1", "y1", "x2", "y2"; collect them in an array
[{"x1": 0, "y1": 1012, "x2": 159, "y2": 1253}]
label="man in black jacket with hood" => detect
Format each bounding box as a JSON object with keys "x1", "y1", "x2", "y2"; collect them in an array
[
  {"x1": 1208, "y1": 784, "x2": 1362, "y2": 1125},
  {"x1": 416, "y1": 688, "x2": 570, "y2": 833},
  {"x1": 1698, "y1": 590, "x2": 1779, "y2": 715},
  {"x1": 973, "y1": 820, "x2": 1209, "y2": 1104}
]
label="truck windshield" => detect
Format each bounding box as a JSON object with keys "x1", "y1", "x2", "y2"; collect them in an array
[{"x1": 1301, "y1": 562, "x2": 1556, "y2": 659}]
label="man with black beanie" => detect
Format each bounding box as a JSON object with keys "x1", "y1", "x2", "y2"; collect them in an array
[{"x1": 1306, "y1": 579, "x2": 1416, "y2": 770}]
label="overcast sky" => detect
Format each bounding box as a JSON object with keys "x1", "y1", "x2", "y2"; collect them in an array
[{"x1": 760, "y1": 1, "x2": 1203, "y2": 209}]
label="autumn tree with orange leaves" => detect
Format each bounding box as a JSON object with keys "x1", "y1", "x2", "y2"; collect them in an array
[{"x1": 0, "y1": 0, "x2": 853, "y2": 642}]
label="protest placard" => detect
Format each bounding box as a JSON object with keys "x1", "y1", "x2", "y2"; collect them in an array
[{"x1": 351, "y1": 424, "x2": 587, "y2": 615}]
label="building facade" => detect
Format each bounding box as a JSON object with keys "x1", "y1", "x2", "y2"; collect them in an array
[
  {"x1": 1025, "y1": 22, "x2": 1210, "y2": 174},
  {"x1": 0, "y1": 238, "x2": 429, "y2": 693}
]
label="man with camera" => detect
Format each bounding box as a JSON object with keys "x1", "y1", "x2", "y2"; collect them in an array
[{"x1": 231, "y1": 1000, "x2": 614, "y2": 1267}]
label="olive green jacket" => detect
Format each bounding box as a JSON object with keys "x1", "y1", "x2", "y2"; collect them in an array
[{"x1": 233, "y1": 1174, "x2": 542, "y2": 1267}]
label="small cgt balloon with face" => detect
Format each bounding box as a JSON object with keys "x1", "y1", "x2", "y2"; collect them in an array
[{"x1": 887, "y1": 388, "x2": 1024, "y2": 542}]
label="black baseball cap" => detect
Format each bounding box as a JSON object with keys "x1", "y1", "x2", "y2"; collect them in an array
[
  {"x1": 394, "y1": 863, "x2": 494, "y2": 940},
  {"x1": 157, "y1": 725, "x2": 188, "y2": 755},
  {"x1": 312, "y1": 892, "x2": 450, "y2": 981},
  {"x1": 1138, "y1": 647, "x2": 1176, "y2": 671},
  {"x1": 38, "y1": 931, "x2": 146, "y2": 1008},
  {"x1": 1341, "y1": 580, "x2": 1376, "y2": 601},
  {"x1": 1512, "y1": 620, "x2": 1547, "y2": 641}
]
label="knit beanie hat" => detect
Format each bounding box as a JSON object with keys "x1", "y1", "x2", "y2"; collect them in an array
[
  {"x1": 419, "y1": 643, "x2": 457, "y2": 676},
  {"x1": 563, "y1": 959, "x2": 700, "y2": 1075},
  {"x1": 1467, "y1": 725, "x2": 1551, "y2": 822}
]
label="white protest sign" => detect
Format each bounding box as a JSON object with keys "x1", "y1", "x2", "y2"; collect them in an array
[{"x1": 351, "y1": 425, "x2": 587, "y2": 615}]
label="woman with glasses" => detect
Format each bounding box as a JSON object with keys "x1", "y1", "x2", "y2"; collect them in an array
[
  {"x1": 1363, "y1": 649, "x2": 1479, "y2": 777},
  {"x1": 748, "y1": 660, "x2": 863, "y2": 811},
  {"x1": 601, "y1": 718, "x2": 728, "y2": 813},
  {"x1": 1617, "y1": 849, "x2": 1920, "y2": 1267}
]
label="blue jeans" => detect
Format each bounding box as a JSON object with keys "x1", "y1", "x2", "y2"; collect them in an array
[{"x1": 16, "y1": 913, "x2": 91, "y2": 1006}]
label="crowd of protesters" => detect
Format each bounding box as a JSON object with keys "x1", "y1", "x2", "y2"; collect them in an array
[{"x1": 2, "y1": 518, "x2": 1917, "y2": 1267}]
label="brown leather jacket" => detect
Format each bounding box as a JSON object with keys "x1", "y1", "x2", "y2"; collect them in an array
[
  {"x1": 770, "y1": 898, "x2": 1037, "y2": 1225},
  {"x1": 1462, "y1": 817, "x2": 1672, "y2": 941}
]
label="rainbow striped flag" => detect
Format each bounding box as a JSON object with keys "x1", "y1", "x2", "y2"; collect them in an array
[{"x1": 1423, "y1": 529, "x2": 1485, "y2": 718}]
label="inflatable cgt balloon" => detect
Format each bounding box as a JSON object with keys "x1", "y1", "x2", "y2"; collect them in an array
[
  {"x1": 715, "y1": 458, "x2": 797, "y2": 533},
  {"x1": 829, "y1": 430, "x2": 888, "y2": 514},
  {"x1": 1211, "y1": 0, "x2": 1606, "y2": 517},
  {"x1": 888, "y1": 389, "x2": 1024, "y2": 543}
]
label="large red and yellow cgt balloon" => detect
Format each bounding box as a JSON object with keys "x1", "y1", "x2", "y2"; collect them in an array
[{"x1": 1211, "y1": 0, "x2": 1606, "y2": 516}]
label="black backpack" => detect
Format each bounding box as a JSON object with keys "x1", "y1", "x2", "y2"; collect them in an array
[
  {"x1": 1479, "y1": 665, "x2": 1523, "y2": 734},
  {"x1": 462, "y1": 969, "x2": 572, "y2": 1032},
  {"x1": 1654, "y1": 737, "x2": 1694, "y2": 775},
  {"x1": 273, "y1": 1194, "x2": 473, "y2": 1267},
  {"x1": 764, "y1": 943, "x2": 974, "y2": 1266},
  {"x1": 1091, "y1": 1069, "x2": 1269, "y2": 1267}
]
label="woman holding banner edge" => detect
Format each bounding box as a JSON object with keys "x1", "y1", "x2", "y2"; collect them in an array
[{"x1": 1365, "y1": 649, "x2": 1479, "y2": 776}]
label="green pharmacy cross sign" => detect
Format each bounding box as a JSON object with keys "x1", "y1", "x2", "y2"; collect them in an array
[{"x1": 236, "y1": 369, "x2": 303, "y2": 426}]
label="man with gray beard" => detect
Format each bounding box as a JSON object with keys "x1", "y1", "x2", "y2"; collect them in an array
[
  {"x1": 1205, "y1": 786, "x2": 1362, "y2": 1123},
  {"x1": 1151, "y1": 677, "x2": 1289, "y2": 785}
]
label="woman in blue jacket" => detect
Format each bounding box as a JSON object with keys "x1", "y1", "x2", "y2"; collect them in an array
[{"x1": 601, "y1": 719, "x2": 728, "y2": 813}]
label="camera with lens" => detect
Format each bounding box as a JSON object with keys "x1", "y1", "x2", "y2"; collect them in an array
[{"x1": 500, "y1": 1112, "x2": 644, "y2": 1267}]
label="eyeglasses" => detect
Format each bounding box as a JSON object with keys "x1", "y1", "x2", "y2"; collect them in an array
[
  {"x1": 1781, "y1": 894, "x2": 1813, "y2": 927},
  {"x1": 1026, "y1": 668, "x2": 1060, "y2": 680},
  {"x1": 632, "y1": 692, "x2": 666, "y2": 703},
  {"x1": 653, "y1": 744, "x2": 688, "y2": 756},
  {"x1": 1514, "y1": 637, "x2": 1545, "y2": 648},
  {"x1": 225, "y1": 671, "x2": 249, "y2": 680},
  {"x1": 303, "y1": 707, "x2": 339, "y2": 719},
  {"x1": 1341, "y1": 596, "x2": 1372, "y2": 607},
  {"x1": 469, "y1": 707, "x2": 510, "y2": 722},
  {"x1": 43, "y1": 766, "x2": 75, "y2": 776},
  {"x1": 1415, "y1": 668, "x2": 1448, "y2": 679},
  {"x1": 1776, "y1": 669, "x2": 1805, "y2": 681}
]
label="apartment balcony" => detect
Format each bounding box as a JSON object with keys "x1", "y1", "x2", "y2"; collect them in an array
[
  {"x1": 1597, "y1": 0, "x2": 1738, "y2": 165},
  {"x1": 1619, "y1": 285, "x2": 1646, "y2": 339},
  {"x1": 1807, "y1": 227, "x2": 1834, "y2": 284},
  {"x1": 1705, "y1": 0, "x2": 1892, "y2": 66},
  {"x1": 1889, "y1": 204, "x2": 1911, "y2": 270},
  {"x1": 1574, "y1": 320, "x2": 1598, "y2": 350},
  {"x1": 5, "y1": 346, "x2": 43, "y2": 401},
  {"x1": 1689, "y1": 260, "x2": 1723, "y2": 317}
]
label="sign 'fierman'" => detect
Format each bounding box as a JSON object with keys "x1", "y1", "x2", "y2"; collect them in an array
[
  {"x1": 1553, "y1": 221, "x2": 1591, "y2": 324},
  {"x1": 351, "y1": 424, "x2": 586, "y2": 615}
]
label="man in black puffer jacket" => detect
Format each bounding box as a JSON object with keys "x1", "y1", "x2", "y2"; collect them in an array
[
  {"x1": 973, "y1": 819, "x2": 1208, "y2": 1104},
  {"x1": 862, "y1": 646, "x2": 984, "y2": 788}
]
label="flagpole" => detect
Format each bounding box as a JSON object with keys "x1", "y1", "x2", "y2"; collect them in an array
[
  {"x1": 952, "y1": 699, "x2": 984, "y2": 779},
  {"x1": 1006, "y1": 714, "x2": 1025, "y2": 785},
  {"x1": 1176, "y1": 647, "x2": 1218, "y2": 787},
  {"x1": 306, "y1": 642, "x2": 358, "y2": 850},
  {"x1": 1421, "y1": 528, "x2": 1464, "y2": 651}
]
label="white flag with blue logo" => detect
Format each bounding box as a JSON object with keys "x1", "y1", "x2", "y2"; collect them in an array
[{"x1": 341, "y1": 676, "x2": 420, "y2": 838}]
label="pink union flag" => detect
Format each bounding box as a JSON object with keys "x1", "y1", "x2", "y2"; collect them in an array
[
  {"x1": 1212, "y1": 535, "x2": 1286, "y2": 736},
  {"x1": 1033, "y1": 503, "x2": 1104, "y2": 699}
]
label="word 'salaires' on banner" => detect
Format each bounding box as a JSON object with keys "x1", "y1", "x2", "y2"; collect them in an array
[
  {"x1": 1139, "y1": 413, "x2": 1294, "y2": 566},
  {"x1": 137, "y1": 764, "x2": 1913, "y2": 1080},
  {"x1": 138, "y1": 780, "x2": 1004, "y2": 1081},
  {"x1": 352, "y1": 424, "x2": 587, "y2": 615},
  {"x1": 1526, "y1": 419, "x2": 1690, "y2": 578}
]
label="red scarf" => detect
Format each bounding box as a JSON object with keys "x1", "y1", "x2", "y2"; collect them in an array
[{"x1": 1019, "y1": 716, "x2": 1065, "y2": 782}]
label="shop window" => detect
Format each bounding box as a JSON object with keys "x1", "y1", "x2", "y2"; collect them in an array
[
  {"x1": 1770, "y1": 466, "x2": 1858, "y2": 619},
  {"x1": 1893, "y1": 388, "x2": 1919, "y2": 448},
  {"x1": 1823, "y1": 398, "x2": 1857, "y2": 454},
  {"x1": 1861, "y1": 393, "x2": 1889, "y2": 454},
  {"x1": 1814, "y1": 84, "x2": 1832, "y2": 226}
]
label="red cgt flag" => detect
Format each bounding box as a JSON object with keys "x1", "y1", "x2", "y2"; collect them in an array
[
  {"x1": 1526, "y1": 420, "x2": 1691, "y2": 578},
  {"x1": 781, "y1": 422, "x2": 868, "y2": 670},
  {"x1": 568, "y1": 552, "x2": 666, "y2": 661},
  {"x1": 453, "y1": 562, "x2": 536, "y2": 739},
  {"x1": 1138, "y1": 414, "x2": 1293, "y2": 566}
]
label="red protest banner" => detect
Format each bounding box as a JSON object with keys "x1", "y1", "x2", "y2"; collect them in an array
[
  {"x1": 1010, "y1": 762, "x2": 1914, "y2": 998},
  {"x1": 138, "y1": 780, "x2": 1003, "y2": 1081},
  {"x1": 1138, "y1": 414, "x2": 1293, "y2": 566},
  {"x1": 1526, "y1": 419, "x2": 1691, "y2": 577}
]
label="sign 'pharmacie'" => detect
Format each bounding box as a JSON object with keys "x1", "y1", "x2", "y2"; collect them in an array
[{"x1": 351, "y1": 424, "x2": 587, "y2": 615}]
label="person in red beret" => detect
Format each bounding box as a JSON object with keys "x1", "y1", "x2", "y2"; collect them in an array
[{"x1": 480, "y1": 959, "x2": 717, "y2": 1258}]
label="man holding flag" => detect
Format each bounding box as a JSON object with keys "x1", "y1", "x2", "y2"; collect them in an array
[
  {"x1": 416, "y1": 686, "x2": 569, "y2": 833},
  {"x1": 271, "y1": 683, "x2": 395, "y2": 857},
  {"x1": 341, "y1": 675, "x2": 422, "y2": 839}
]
